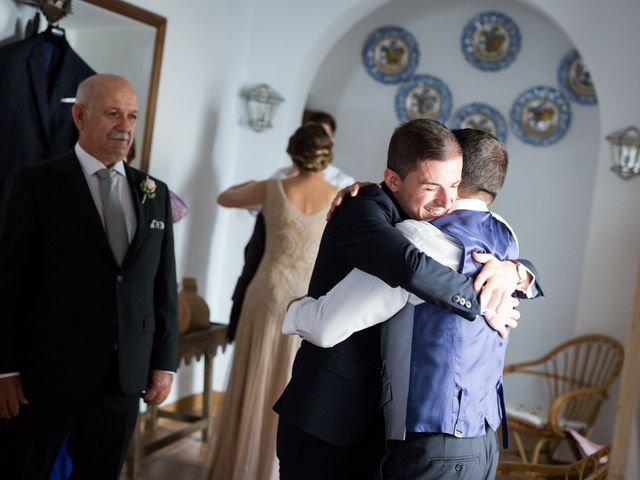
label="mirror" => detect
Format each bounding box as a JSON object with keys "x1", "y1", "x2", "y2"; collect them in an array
[
  {"x1": 63, "y1": 0, "x2": 166, "y2": 172},
  {"x1": 2, "y1": 0, "x2": 165, "y2": 172}
]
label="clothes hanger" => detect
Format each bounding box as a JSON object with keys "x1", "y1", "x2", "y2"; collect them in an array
[
  {"x1": 39, "y1": 0, "x2": 73, "y2": 25},
  {"x1": 24, "y1": 9, "x2": 41, "y2": 38},
  {"x1": 43, "y1": 22, "x2": 66, "y2": 42},
  {"x1": 14, "y1": 1, "x2": 72, "y2": 41}
]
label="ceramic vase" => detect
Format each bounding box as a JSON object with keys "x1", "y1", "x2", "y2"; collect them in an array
[
  {"x1": 177, "y1": 293, "x2": 191, "y2": 334},
  {"x1": 179, "y1": 277, "x2": 210, "y2": 331}
]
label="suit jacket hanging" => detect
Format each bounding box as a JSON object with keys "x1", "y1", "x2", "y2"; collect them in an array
[{"x1": 0, "y1": 32, "x2": 95, "y2": 194}]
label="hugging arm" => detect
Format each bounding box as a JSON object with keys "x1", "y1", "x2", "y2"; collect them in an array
[
  {"x1": 217, "y1": 180, "x2": 268, "y2": 209},
  {"x1": 326, "y1": 193, "x2": 480, "y2": 319},
  {"x1": 284, "y1": 220, "x2": 465, "y2": 345},
  {"x1": 283, "y1": 269, "x2": 411, "y2": 347}
]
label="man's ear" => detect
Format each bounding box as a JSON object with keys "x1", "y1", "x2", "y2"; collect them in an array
[
  {"x1": 71, "y1": 103, "x2": 85, "y2": 131},
  {"x1": 383, "y1": 168, "x2": 401, "y2": 192}
]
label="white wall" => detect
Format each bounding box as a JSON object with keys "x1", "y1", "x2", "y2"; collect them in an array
[{"x1": 2, "y1": 0, "x2": 639, "y2": 474}]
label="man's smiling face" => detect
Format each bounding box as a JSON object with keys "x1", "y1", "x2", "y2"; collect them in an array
[{"x1": 385, "y1": 155, "x2": 462, "y2": 221}]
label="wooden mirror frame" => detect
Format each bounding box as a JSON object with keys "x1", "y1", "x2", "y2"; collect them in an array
[{"x1": 82, "y1": 0, "x2": 166, "y2": 173}]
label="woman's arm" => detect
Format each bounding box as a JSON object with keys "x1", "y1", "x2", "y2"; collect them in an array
[{"x1": 217, "y1": 180, "x2": 268, "y2": 208}]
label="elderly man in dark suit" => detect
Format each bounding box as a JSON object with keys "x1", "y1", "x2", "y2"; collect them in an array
[{"x1": 0, "y1": 74, "x2": 178, "y2": 480}]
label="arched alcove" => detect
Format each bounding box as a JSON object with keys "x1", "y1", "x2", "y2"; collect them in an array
[{"x1": 304, "y1": 0, "x2": 600, "y2": 420}]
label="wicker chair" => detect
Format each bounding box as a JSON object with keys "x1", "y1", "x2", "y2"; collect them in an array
[
  {"x1": 503, "y1": 334, "x2": 623, "y2": 464},
  {"x1": 498, "y1": 446, "x2": 610, "y2": 479}
]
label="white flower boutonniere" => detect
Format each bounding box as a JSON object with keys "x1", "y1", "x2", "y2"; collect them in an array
[{"x1": 140, "y1": 176, "x2": 157, "y2": 204}]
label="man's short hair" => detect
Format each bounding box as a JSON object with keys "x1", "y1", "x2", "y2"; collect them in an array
[
  {"x1": 304, "y1": 111, "x2": 337, "y2": 134},
  {"x1": 453, "y1": 128, "x2": 508, "y2": 201},
  {"x1": 387, "y1": 119, "x2": 461, "y2": 179}
]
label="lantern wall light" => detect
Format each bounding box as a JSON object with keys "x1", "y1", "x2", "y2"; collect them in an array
[
  {"x1": 241, "y1": 84, "x2": 284, "y2": 132},
  {"x1": 606, "y1": 126, "x2": 640, "y2": 179}
]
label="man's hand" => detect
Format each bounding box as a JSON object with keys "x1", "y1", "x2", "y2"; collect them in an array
[
  {"x1": 326, "y1": 182, "x2": 380, "y2": 221},
  {"x1": 0, "y1": 376, "x2": 28, "y2": 419},
  {"x1": 143, "y1": 370, "x2": 174, "y2": 406},
  {"x1": 484, "y1": 296, "x2": 520, "y2": 339},
  {"x1": 472, "y1": 252, "x2": 519, "y2": 312}
]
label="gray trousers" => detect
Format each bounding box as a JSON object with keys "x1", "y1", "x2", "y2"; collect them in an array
[{"x1": 381, "y1": 426, "x2": 499, "y2": 480}]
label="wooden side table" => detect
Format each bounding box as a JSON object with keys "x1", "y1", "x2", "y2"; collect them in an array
[{"x1": 125, "y1": 322, "x2": 228, "y2": 479}]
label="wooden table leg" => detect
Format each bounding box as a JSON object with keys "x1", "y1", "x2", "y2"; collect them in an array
[
  {"x1": 145, "y1": 405, "x2": 158, "y2": 432},
  {"x1": 203, "y1": 351, "x2": 212, "y2": 442},
  {"x1": 125, "y1": 416, "x2": 141, "y2": 480}
]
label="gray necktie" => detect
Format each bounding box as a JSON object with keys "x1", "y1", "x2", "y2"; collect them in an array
[{"x1": 96, "y1": 169, "x2": 129, "y2": 265}]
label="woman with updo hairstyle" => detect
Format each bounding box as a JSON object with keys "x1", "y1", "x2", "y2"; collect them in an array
[
  {"x1": 287, "y1": 122, "x2": 333, "y2": 172},
  {"x1": 208, "y1": 123, "x2": 337, "y2": 480}
]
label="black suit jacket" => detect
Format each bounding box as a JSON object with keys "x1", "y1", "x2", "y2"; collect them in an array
[
  {"x1": 227, "y1": 213, "x2": 266, "y2": 343},
  {"x1": 0, "y1": 32, "x2": 94, "y2": 194},
  {"x1": 0, "y1": 151, "x2": 178, "y2": 397},
  {"x1": 274, "y1": 184, "x2": 488, "y2": 446}
]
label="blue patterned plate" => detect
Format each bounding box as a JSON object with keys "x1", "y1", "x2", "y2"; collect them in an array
[
  {"x1": 449, "y1": 103, "x2": 507, "y2": 142},
  {"x1": 395, "y1": 75, "x2": 452, "y2": 123},
  {"x1": 558, "y1": 49, "x2": 597, "y2": 105},
  {"x1": 362, "y1": 26, "x2": 419, "y2": 84},
  {"x1": 462, "y1": 11, "x2": 521, "y2": 72},
  {"x1": 511, "y1": 86, "x2": 571, "y2": 146}
]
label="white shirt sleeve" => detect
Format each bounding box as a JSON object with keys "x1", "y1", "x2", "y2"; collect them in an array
[
  {"x1": 282, "y1": 219, "x2": 464, "y2": 347},
  {"x1": 283, "y1": 269, "x2": 411, "y2": 347}
]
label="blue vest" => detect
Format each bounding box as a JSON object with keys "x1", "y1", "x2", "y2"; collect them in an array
[{"x1": 381, "y1": 209, "x2": 518, "y2": 441}]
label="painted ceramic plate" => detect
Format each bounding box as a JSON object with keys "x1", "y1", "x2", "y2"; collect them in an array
[
  {"x1": 362, "y1": 26, "x2": 419, "y2": 84},
  {"x1": 395, "y1": 75, "x2": 452, "y2": 123},
  {"x1": 558, "y1": 49, "x2": 597, "y2": 105},
  {"x1": 449, "y1": 103, "x2": 507, "y2": 142},
  {"x1": 462, "y1": 11, "x2": 521, "y2": 71},
  {"x1": 511, "y1": 86, "x2": 571, "y2": 146}
]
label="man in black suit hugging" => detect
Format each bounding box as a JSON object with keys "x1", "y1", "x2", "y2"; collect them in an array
[
  {"x1": 0, "y1": 74, "x2": 178, "y2": 480},
  {"x1": 275, "y1": 119, "x2": 538, "y2": 479}
]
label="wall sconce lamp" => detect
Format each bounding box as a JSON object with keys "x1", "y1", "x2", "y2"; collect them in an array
[
  {"x1": 241, "y1": 84, "x2": 284, "y2": 132},
  {"x1": 606, "y1": 126, "x2": 640, "y2": 179}
]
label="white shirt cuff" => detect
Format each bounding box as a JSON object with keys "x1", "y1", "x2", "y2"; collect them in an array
[{"x1": 517, "y1": 265, "x2": 537, "y2": 298}]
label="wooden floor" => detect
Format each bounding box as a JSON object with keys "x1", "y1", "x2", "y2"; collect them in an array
[{"x1": 120, "y1": 417, "x2": 211, "y2": 480}]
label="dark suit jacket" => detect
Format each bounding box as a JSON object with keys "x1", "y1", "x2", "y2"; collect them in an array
[
  {"x1": 0, "y1": 32, "x2": 94, "y2": 194},
  {"x1": 274, "y1": 184, "x2": 487, "y2": 446},
  {"x1": 0, "y1": 151, "x2": 178, "y2": 397},
  {"x1": 227, "y1": 213, "x2": 266, "y2": 343}
]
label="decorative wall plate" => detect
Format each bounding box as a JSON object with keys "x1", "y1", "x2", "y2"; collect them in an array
[
  {"x1": 362, "y1": 26, "x2": 419, "y2": 84},
  {"x1": 462, "y1": 11, "x2": 521, "y2": 71},
  {"x1": 558, "y1": 49, "x2": 597, "y2": 105},
  {"x1": 449, "y1": 103, "x2": 507, "y2": 142},
  {"x1": 395, "y1": 75, "x2": 452, "y2": 123},
  {"x1": 511, "y1": 86, "x2": 571, "y2": 146}
]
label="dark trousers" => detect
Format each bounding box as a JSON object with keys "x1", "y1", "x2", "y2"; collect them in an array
[
  {"x1": 0, "y1": 357, "x2": 139, "y2": 480},
  {"x1": 277, "y1": 416, "x2": 386, "y2": 480},
  {"x1": 381, "y1": 426, "x2": 499, "y2": 480}
]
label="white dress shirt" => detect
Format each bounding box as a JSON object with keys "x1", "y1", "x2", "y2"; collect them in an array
[{"x1": 282, "y1": 199, "x2": 534, "y2": 348}]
